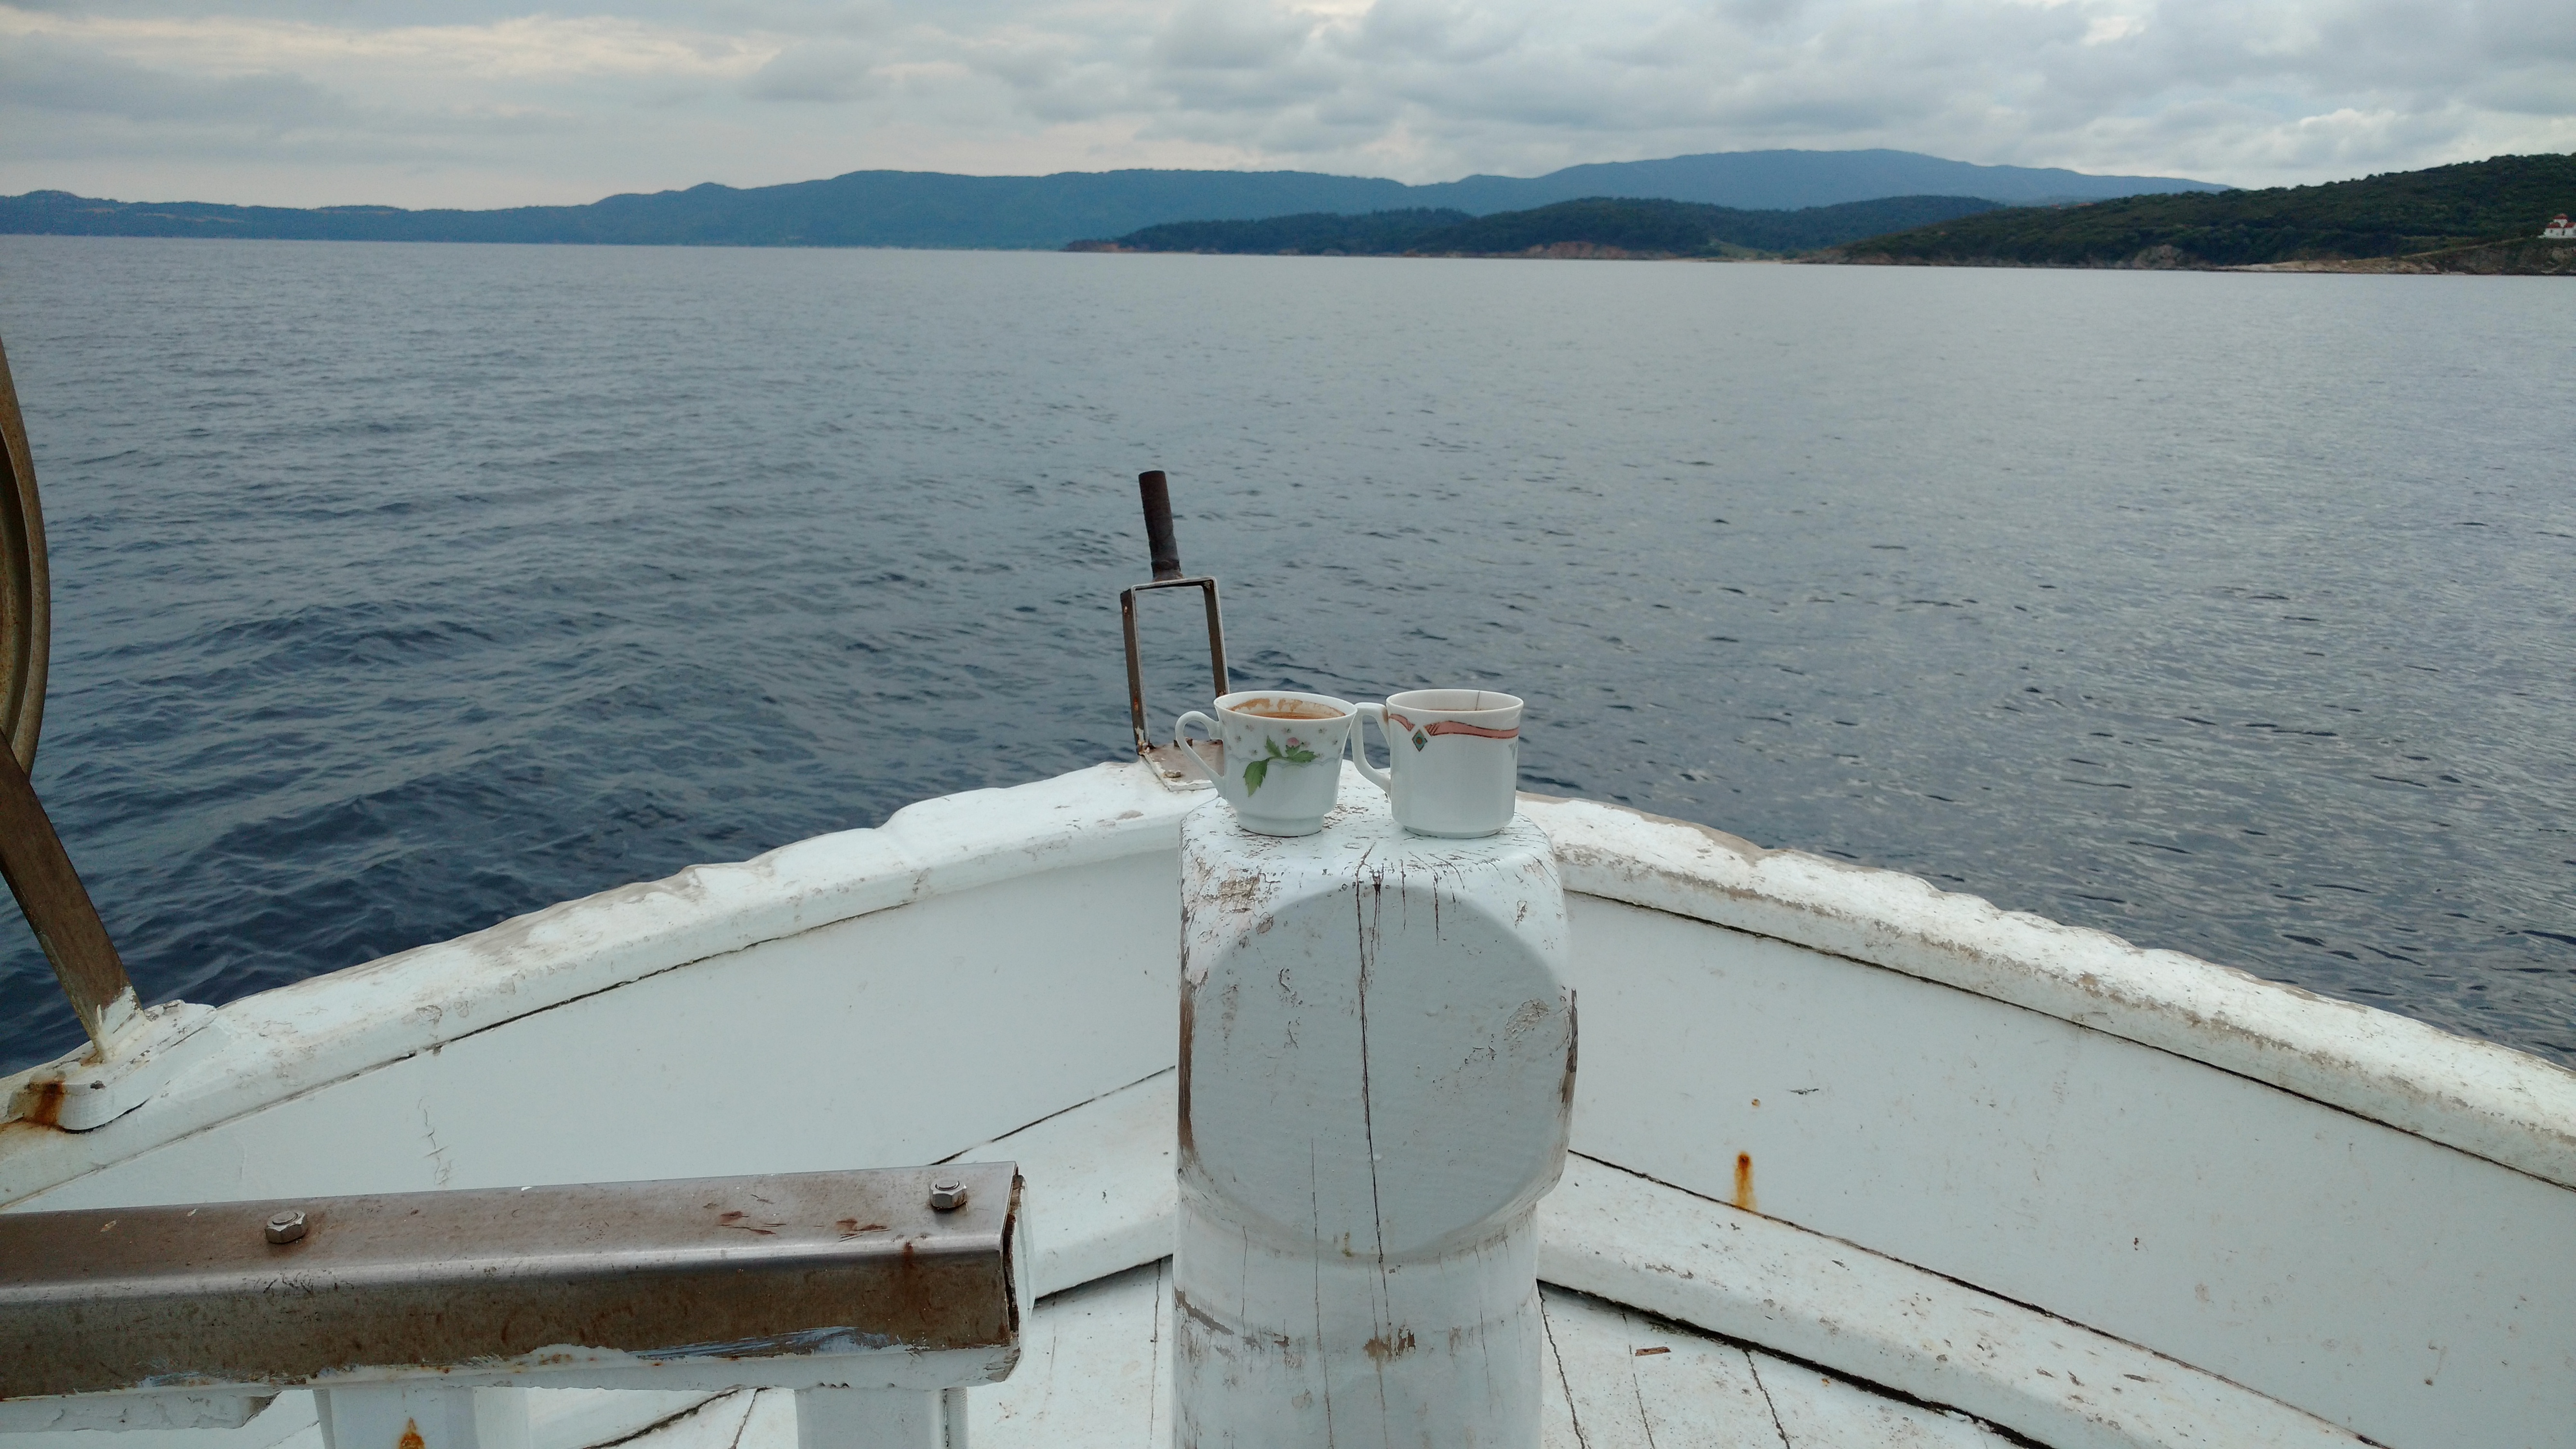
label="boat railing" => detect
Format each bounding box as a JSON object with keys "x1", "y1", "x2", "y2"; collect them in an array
[{"x1": 0, "y1": 1163, "x2": 1026, "y2": 1449}]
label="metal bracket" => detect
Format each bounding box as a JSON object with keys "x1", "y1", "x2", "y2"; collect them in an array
[
  {"x1": 1119, "y1": 471, "x2": 1226, "y2": 789},
  {"x1": 1120, "y1": 577, "x2": 1226, "y2": 778},
  {"x1": 0, "y1": 1163, "x2": 1027, "y2": 1407}
]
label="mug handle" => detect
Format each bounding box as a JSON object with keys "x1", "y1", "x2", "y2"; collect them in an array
[
  {"x1": 1174, "y1": 711, "x2": 1223, "y2": 783},
  {"x1": 1350, "y1": 704, "x2": 1393, "y2": 793}
]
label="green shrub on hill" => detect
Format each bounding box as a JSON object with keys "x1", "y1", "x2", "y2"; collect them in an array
[
  {"x1": 1841, "y1": 153, "x2": 2576, "y2": 267},
  {"x1": 1089, "y1": 209, "x2": 1472, "y2": 253}
]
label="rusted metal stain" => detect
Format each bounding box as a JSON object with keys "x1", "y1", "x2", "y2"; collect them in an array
[
  {"x1": 0, "y1": 1165, "x2": 1020, "y2": 1399},
  {"x1": 14, "y1": 1080, "x2": 63, "y2": 1129},
  {"x1": 395, "y1": 1419, "x2": 424, "y2": 1449},
  {"x1": 1362, "y1": 1328, "x2": 1417, "y2": 1363},
  {"x1": 1733, "y1": 1153, "x2": 1757, "y2": 1214}
]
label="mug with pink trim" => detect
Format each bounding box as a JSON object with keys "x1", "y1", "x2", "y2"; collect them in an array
[{"x1": 1352, "y1": 689, "x2": 1524, "y2": 837}]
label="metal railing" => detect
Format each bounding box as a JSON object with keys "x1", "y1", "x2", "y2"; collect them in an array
[{"x1": 0, "y1": 1163, "x2": 1025, "y2": 1449}]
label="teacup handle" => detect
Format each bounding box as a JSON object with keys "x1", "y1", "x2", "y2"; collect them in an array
[
  {"x1": 1174, "y1": 710, "x2": 1223, "y2": 783},
  {"x1": 1350, "y1": 704, "x2": 1393, "y2": 793}
]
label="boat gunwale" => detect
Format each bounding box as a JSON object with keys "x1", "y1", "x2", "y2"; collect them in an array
[
  {"x1": 4, "y1": 761, "x2": 2569, "y2": 1205},
  {"x1": 1517, "y1": 790, "x2": 2576, "y2": 1192}
]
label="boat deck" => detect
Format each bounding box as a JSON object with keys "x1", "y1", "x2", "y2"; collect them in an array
[
  {"x1": 182, "y1": 1266, "x2": 2012, "y2": 1449},
  {"x1": 982, "y1": 1263, "x2": 2013, "y2": 1449}
]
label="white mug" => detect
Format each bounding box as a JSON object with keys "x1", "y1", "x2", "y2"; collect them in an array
[
  {"x1": 1175, "y1": 691, "x2": 1359, "y2": 836},
  {"x1": 1353, "y1": 689, "x2": 1523, "y2": 837}
]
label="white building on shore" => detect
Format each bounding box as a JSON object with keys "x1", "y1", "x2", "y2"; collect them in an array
[{"x1": 2544, "y1": 212, "x2": 2576, "y2": 239}]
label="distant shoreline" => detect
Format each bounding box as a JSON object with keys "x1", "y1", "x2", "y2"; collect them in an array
[
  {"x1": 1069, "y1": 241, "x2": 2572, "y2": 274},
  {"x1": 1827, "y1": 236, "x2": 2576, "y2": 276}
]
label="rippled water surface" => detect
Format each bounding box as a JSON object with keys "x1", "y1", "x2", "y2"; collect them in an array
[{"x1": 2, "y1": 235, "x2": 2571, "y2": 1073}]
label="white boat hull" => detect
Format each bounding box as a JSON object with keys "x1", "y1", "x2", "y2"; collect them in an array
[{"x1": 4, "y1": 763, "x2": 2570, "y2": 1448}]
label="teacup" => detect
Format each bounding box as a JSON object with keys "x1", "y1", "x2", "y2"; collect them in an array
[
  {"x1": 1353, "y1": 689, "x2": 1523, "y2": 837},
  {"x1": 1175, "y1": 691, "x2": 1358, "y2": 836}
]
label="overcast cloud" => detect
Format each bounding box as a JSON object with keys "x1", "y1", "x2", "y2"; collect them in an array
[{"x1": 3, "y1": 0, "x2": 2572, "y2": 207}]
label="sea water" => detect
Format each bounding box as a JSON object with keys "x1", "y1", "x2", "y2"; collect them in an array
[{"x1": 0, "y1": 236, "x2": 2569, "y2": 1072}]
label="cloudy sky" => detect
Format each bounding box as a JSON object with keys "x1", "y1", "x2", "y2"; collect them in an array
[{"x1": 2, "y1": 0, "x2": 2571, "y2": 208}]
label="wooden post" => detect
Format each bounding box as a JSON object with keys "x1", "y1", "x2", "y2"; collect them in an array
[{"x1": 1175, "y1": 792, "x2": 1575, "y2": 1447}]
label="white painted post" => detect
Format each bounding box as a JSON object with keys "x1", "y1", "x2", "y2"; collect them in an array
[
  {"x1": 1175, "y1": 790, "x2": 1575, "y2": 1447},
  {"x1": 315, "y1": 1389, "x2": 528, "y2": 1449},
  {"x1": 792, "y1": 1388, "x2": 965, "y2": 1449}
]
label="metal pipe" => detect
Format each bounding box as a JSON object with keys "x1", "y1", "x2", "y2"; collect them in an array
[
  {"x1": 0, "y1": 330, "x2": 49, "y2": 771},
  {"x1": 1138, "y1": 470, "x2": 1182, "y2": 581},
  {"x1": 0, "y1": 328, "x2": 132, "y2": 1057},
  {"x1": 0, "y1": 724, "x2": 135, "y2": 1055}
]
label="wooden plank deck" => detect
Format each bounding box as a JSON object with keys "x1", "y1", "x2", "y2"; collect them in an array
[{"x1": 969, "y1": 1261, "x2": 2014, "y2": 1449}]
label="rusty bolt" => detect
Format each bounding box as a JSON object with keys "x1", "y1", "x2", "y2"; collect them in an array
[
  {"x1": 928, "y1": 1179, "x2": 969, "y2": 1212},
  {"x1": 264, "y1": 1210, "x2": 308, "y2": 1245}
]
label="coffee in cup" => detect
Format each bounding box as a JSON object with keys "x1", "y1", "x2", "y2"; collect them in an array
[{"x1": 1175, "y1": 690, "x2": 1358, "y2": 836}]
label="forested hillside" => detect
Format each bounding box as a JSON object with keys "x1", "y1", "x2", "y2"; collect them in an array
[
  {"x1": 1078, "y1": 196, "x2": 2004, "y2": 258},
  {"x1": 1837, "y1": 153, "x2": 2576, "y2": 267}
]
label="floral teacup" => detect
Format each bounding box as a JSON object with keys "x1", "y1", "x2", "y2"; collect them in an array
[{"x1": 1175, "y1": 691, "x2": 1357, "y2": 836}]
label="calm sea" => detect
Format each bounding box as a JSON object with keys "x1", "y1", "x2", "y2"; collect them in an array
[{"x1": 1, "y1": 235, "x2": 2570, "y2": 1073}]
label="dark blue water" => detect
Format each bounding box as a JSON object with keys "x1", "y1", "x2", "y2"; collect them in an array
[{"x1": 2, "y1": 235, "x2": 2571, "y2": 1074}]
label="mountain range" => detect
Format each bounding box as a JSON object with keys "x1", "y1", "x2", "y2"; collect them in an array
[
  {"x1": 0, "y1": 150, "x2": 2225, "y2": 252},
  {"x1": 1079, "y1": 196, "x2": 2008, "y2": 258}
]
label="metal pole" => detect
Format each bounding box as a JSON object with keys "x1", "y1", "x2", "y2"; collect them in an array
[
  {"x1": 1137, "y1": 470, "x2": 1182, "y2": 581},
  {"x1": 0, "y1": 327, "x2": 134, "y2": 1055},
  {"x1": 0, "y1": 330, "x2": 49, "y2": 771},
  {"x1": 0, "y1": 743, "x2": 136, "y2": 1054}
]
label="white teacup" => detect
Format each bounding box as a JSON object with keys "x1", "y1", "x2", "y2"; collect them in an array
[
  {"x1": 1353, "y1": 689, "x2": 1523, "y2": 838},
  {"x1": 1176, "y1": 691, "x2": 1358, "y2": 836}
]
